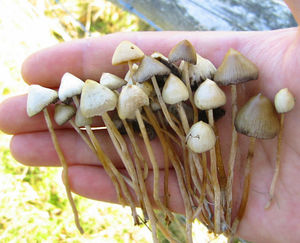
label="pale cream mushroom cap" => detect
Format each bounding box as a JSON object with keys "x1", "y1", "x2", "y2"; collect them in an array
[
  {"x1": 58, "y1": 72, "x2": 84, "y2": 101},
  {"x1": 162, "y1": 73, "x2": 189, "y2": 105},
  {"x1": 75, "y1": 108, "x2": 93, "y2": 127},
  {"x1": 186, "y1": 121, "x2": 216, "y2": 153},
  {"x1": 136, "y1": 81, "x2": 154, "y2": 97},
  {"x1": 118, "y1": 84, "x2": 149, "y2": 120},
  {"x1": 54, "y1": 104, "x2": 76, "y2": 126},
  {"x1": 80, "y1": 79, "x2": 117, "y2": 118},
  {"x1": 100, "y1": 72, "x2": 127, "y2": 90},
  {"x1": 112, "y1": 40, "x2": 144, "y2": 65},
  {"x1": 133, "y1": 56, "x2": 171, "y2": 83},
  {"x1": 194, "y1": 79, "x2": 226, "y2": 110},
  {"x1": 179, "y1": 54, "x2": 216, "y2": 86},
  {"x1": 27, "y1": 85, "x2": 58, "y2": 117},
  {"x1": 274, "y1": 88, "x2": 295, "y2": 113}
]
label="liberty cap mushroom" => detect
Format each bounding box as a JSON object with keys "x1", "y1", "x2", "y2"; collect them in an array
[
  {"x1": 100, "y1": 72, "x2": 127, "y2": 90},
  {"x1": 168, "y1": 40, "x2": 198, "y2": 123},
  {"x1": 186, "y1": 121, "x2": 216, "y2": 153},
  {"x1": 112, "y1": 40, "x2": 144, "y2": 66},
  {"x1": 26, "y1": 84, "x2": 84, "y2": 234},
  {"x1": 54, "y1": 103, "x2": 76, "y2": 126},
  {"x1": 179, "y1": 53, "x2": 216, "y2": 91},
  {"x1": 232, "y1": 93, "x2": 280, "y2": 234},
  {"x1": 214, "y1": 48, "x2": 259, "y2": 226},
  {"x1": 118, "y1": 84, "x2": 149, "y2": 120},
  {"x1": 133, "y1": 55, "x2": 171, "y2": 83},
  {"x1": 80, "y1": 79, "x2": 117, "y2": 118},
  {"x1": 162, "y1": 73, "x2": 189, "y2": 105},
  {"x1": 58, "y1": 72, "x2": 84, "y2": 102},
  {"x1": 27, "y1": 85, "x2": 58, "y2": 117},
  {"x1": 266, "y1": 88, "x2": 295, "y2": 208}
]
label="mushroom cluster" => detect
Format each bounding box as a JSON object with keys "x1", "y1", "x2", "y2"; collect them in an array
[{"x1": 26, "y1": 40, "x2": 295, "y2": 242}]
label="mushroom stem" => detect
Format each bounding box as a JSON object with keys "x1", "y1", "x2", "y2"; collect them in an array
[
  {"x1": 72, "y1": 96, "x2": 126, "y2": 209},
  {"x1": 182, "y1": 62, "x2": 198, "y2": 123},
  {"x1": 265, "y1": 113, "x2": 285, "y2": 209},
  {"x1": 68, "y1": 120, "x2": 96, "y2": 153},
  {"x1": 145, "y1": 106, "x2": 193, "y2": 243},
  {"x1": 226, "y1": 84, "x2": 239, "y2": 225},
  {"x1": 85, "y1": 125, "x2": 140, "y2": 224},
  {"x1": 231, "y1": 137, "x2": 256, "y2": 235},
  {"x1": 121, "y1": 119, "x2": 159, "y2": 242},
  {"x1": 207, "y1": 109, "x2": 221, "y2": 234},
  {"x1": 43, "y1": 108, "x2": 84, "y2": 234},
  {"x1": 134, "y1": 109, "x2": 176, "y2": 222},
  {"x1": 101, "y1": 112, "x2": 146, "y2": 225}
]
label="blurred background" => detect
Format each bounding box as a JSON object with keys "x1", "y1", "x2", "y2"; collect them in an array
[{"x1": 0, "y1": 0, "x2": 295, "y2": 242}]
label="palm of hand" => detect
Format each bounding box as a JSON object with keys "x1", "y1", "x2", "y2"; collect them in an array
[{"x1": 0, "y1": 29, "x2": 299, "y2": 243}]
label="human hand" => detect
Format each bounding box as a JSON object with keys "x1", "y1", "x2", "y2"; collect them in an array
[{"x1": 1, "y1": 15, "x2": 300, "y2": 243}]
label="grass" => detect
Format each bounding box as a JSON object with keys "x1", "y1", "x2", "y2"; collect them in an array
[{"x1": 0, "y1": 1, "x2": 228, "y2": 242}]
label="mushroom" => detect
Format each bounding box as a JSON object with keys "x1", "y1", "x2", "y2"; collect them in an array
[
  {"x1": 168, "y1": 40, "x2": 198, "y2": 123},
  {"x1": 231, "y1": 93, "x2": 280, "y2": 234},
  {"x1": 100, "y1": 72, "x2": 127, "y2": 90},
  {"x1": 179, "y1": 53, "x2": 217, "y2": 91},
  {"x1": 79, "y1": 79, "x2": 142, "y2": 225},
  {"x1": 265, "y1": 88, "x2": 295, "y2": 208},
  {"x1": 193, "y1": 79, "x2": 227, "y2": 233},
  {"x1": 214, "y1": 48, "x2": 259, "y2": 225},
  {"x1": 27, "y1": 84, "x2": 84, "y2": 234},
  {"x1": 59, "y1": 73, "x2": 131, "y2": 209}
]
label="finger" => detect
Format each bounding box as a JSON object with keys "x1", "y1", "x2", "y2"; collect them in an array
[
  {"x1": 21, "y1": 31, "x2": 252, "y2": 88},
  {"x1": 68, "y1": 165, "x2": 184, "y2": 214},
  {"x1": 0, "y1": 94, "x2": 104, "y2": 135},
  {"x1": 10, "y1": 129, "x2": 165, "y2": 168}
]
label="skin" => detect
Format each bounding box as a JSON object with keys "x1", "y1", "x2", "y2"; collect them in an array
[{"x1": 0, "y1": 2, "x2": 300, "y2": 242}]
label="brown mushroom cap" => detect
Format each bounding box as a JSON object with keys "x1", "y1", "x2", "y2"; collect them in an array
[
  {"x1": 168, "y1": 40, "x2": 197, "y2": 65},
  {"x1": 117, "y1": 84, "x2": 149, "y2": 120},
  {"x1": 80, "y1": 79, "x2": 117, "y2": 118},
  {"x1": 27, "y1": 85, "x2": 58, "y2": 117},
  {"x1": 112, "y1": 40, "x2": 144, "y2": 65},
  {"x1": 132, "y1": 56, "x2": 171, "y2": 83},
  {"x1": 214, "y1": 48, "x2": 259, "y2": 86},
  {"x1": 235, "y1": 93, "x2": 280, "y2": 139}
]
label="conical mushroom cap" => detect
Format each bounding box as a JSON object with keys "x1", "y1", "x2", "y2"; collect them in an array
[
  {"x1": 58, "y1": 72, "x2": 84, "y2": 102},
  {"x1": 162, "y1": 73, "x2": 189, "y2": 104},
  {"x1": 181, "y1": 53, "x2": 216, "y2": 88},
  {"x1": 27, "y1": 85, "x2": 58, "y2": 117},
  {"x1": 100, "y1": 72, "x2": 127, "y2": 90},
  {"x1": 54, "y1": 104, "x2": 76, "y2": 126},
  {"x1": 214, "y1": 48, "x2": 258, "y2": 86},
  {"x1": 168, "y1": 40, "x2": 197, "y2": 65},
  {"x1": 274, "y1": 88, "x2": 295, "y2": 113},
  {"x1": 235, "y1": 93, "x2": 280, "y2": 139},
  {"x1": 75, "y1": 108, "x2": 93, "y2": 127},
  {"x1": 118, "y1": 84, "x2": 149, "y2": 120},
  {"x1": 112, "y1": 40, "x2": 144, "y2": 65},
  {"x1": 194, "y1": 79, "x2": 226, "y2": 110},
  {"x1": 186, "y1": 121, "x2": 216, "y2": 153},
  {"x1": 133, "y1": 56, "x2": 171, "y2": 83},
  {"x1": 80, "y1": 80, "x2": 117, "y2": 118}
]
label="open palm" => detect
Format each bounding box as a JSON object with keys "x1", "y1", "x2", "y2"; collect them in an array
[{"x1": 1, "y1": 11, "x2": 300, "y2": 243}]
